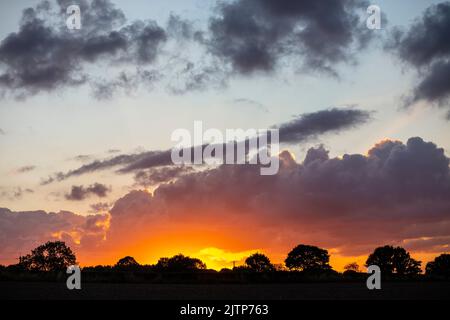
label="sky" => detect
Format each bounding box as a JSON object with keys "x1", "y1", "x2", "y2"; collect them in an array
[{"x1": 0, "y1": 0, "x2": 450, "y2": 271}]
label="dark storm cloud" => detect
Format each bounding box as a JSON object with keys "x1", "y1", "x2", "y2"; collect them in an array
[
  {"x1": 408, "y1": 60, "x2": 450, "y2": 107},
  {"x1": 47, "y1": 107, "x2": 372, "y2": 181},
  {"x1": 108, "y1": 136, "x2": 450, "y2": 256},
  {"x1": 0, "y1": 0, "x2": 221, "y2": 98},
  {"x1": 0, "y1": 0, "x2": 167, "y2": 98},
  {"x1": 206, "y1": 0, "x2": 372, "y2": 76},
  {"x1": 388, "y1": 2, "x2": 450, "y2": 68},
  {"x1": 65, "y1": 183, "x2": 110, "y2": 201},
  {"x1": 208, "y1": 138, "x2": 446, "y2": 208},
  {"x1": 0, "y1": 0, "x2": 379, "y2": 98},
  {"x1": 277, "y1": 108, "x2": 372, "y2": 143},
  {"x1": 387, "y1": 2, "x2": 450, "y2": 112}
]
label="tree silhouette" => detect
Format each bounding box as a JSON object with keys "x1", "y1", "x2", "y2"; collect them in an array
[
  {"x1": 245, "y1": 253, "x2": 275, "y2": 272},
  {"x1": 426, "y1": 254, "x2": 450, "y2": 278},
  {"x1": 155, "y1": 254, "x2": 206, "y2": 271},
  {"x1": 365, "y1": 245, "x2": 421, "y2": 275},
  {"x1": 18, "y1": 241, "x2": 76, "y2": 271},
  {"x1": 285, "y1": 244, "x2": 331, "y2": 271},
  {"x1": 344, "y1": 262, "x2": 360, "y2": 272},
  {"x1": 115, "y1": 256, "x2": 140, "y2": 269}
]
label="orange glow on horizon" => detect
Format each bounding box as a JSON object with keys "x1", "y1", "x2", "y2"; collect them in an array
[
  {"x1": 67, "y1": 211, "x2": 445, "y2": 272},
  {"x1": 75, "y1": 240, "x2": 443, "y2": 272}
]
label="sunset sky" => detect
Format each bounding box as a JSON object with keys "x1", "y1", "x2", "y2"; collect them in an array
[{"x1": 1, "y1": 0, "x2": 450, "y2": 271}]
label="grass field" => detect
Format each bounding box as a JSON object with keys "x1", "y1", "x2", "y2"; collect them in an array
[{"x1": 1, "y1": 281, "x2": 449, "y2": 300}]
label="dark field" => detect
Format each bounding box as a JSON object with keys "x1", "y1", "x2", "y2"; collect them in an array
[{"x1": 1, "y1": 281, "x2": 449, "y2": 300}]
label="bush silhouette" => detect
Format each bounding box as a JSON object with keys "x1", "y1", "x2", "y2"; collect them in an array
[
  {"x1": 365, "y1": 245, "x2": 421, "y2": 275},
  {"x1": 344, "y1": 262, "x2": 360, "y2": 272},
  {"x1": 232, "y1": 265, "x2": 251, "y2": 272},
  {"x1": 18, "y1": 241, "x2": 76, "y2": 271},
  {"x1": 426, "y1": 254, "x2": 450, "y2": 278},
  {"x1": 155, "y1": 254, "x2": 206, "y2": 271},
  {"x1": 245, "y1": 253, "x2": 275, "y2": 272},
  {"x1": 115, "y1": 256, "x2": 140, "y2": 269},
  {"x1": 285, "y1": 244, "x2": 331, "y2": 271}
]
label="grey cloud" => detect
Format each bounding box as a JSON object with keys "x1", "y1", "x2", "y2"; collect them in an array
[
  {"x1": 0, "y1": 0, "x2": 380, "y2": 99},
  {"x1": 65, "y1": 183, "x2": 110, "y2": 201},
  {"x1": 0, "y1": 0, "x2": 166, "y2": 99},
  {"x1": 89, "y1": 202, "x2": 111, "y2": 213},
  {"x1": 60, "y1": 152, "x2": 151, "y2": 179},
  {"x1": 134, "y1": 166, "x2": 193, "y2": 187},
  {"x1": 388, "y1": 2, "x2": 450, "y2": 68},
  {"x1": 409, "y1": 60, "x2": 450, "y2": 107},
  {"x1": 40, "y1": 172, "x2": 65, "y2": 185},
  {"x1": 91, "y1": 69, "x2": 161, "y2": 100},
  {"x1": 387, "y1": 2, "x2": 450, "y2": 113},
  {"x1": 0, "y1": 187, "x2": 34, "y2": 200},
  {"x1": 166, "y1": 60, "x2": 228, "y2": 95},
  {"x1": 72, "y1": 154, "x2": 92, "y2": 162},
  {"x1": 206, "y1": 0, "x2": 373, "y2": 76},
  {"x1": 47, "y1": 107, "x2": 372, "y2": 181},
  {"x1": 166, "y1": 14, "x2": 201, "y2": 41},
  {"x1": 0, "y1": 128, "x2": 5, "y2": 135},
  {"x1": 16, "y1": 165, "x2": 36, "y2": 173},
  {"x1": 277, "y1": 108, "x2": 372, "y2": 143},
  {"x1": 118, "y1": 149, "x2": 176, "y2": 173}
]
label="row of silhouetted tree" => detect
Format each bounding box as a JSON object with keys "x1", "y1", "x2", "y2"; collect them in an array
[{"x1": 1, "y1": 241, "x2": 449, "y2": 278}]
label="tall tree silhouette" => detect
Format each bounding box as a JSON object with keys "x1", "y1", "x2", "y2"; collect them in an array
[
  {"x1": 285, "y1": 244, "x2": 331, "y2": 271},
  {"x1": 365, "y1": 245, "x2": 421, "y2": 275},
  {"x1": 245, "y1": 253, "x2": 275, "y2": 272},
  {"x1": 18, "y1": 241, "x2": 76, "y2": 271},
  {"x1": 426, "y1": 254, "x2": 450, "y2": 278}
]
